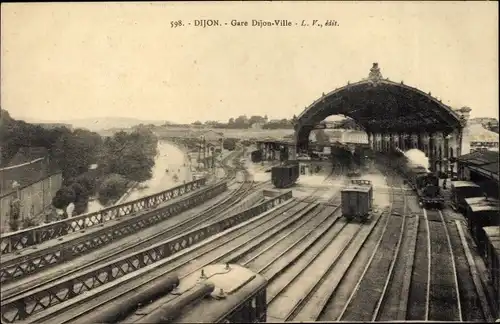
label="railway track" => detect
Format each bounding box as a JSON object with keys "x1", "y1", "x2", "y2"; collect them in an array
[
  {"x1": 369, "y1": 163, "x2": 492, "y2": 322},
  {"x1": 1, "y1": 148, "x2": 275, "y2": 322},
  {"x1": 421, "y1": 207, "x2": 491, "y2": 322},
  {"x1": 9, "y1": 161, "x2": 493, "y2": 323},
  {"x1": 15, "y1": 171, "x2": 339, "y2": 323},
  {"x1": 0, "y1": 151, "x2": 245, "y2": 285}
]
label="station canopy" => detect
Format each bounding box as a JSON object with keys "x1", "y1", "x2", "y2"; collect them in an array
[{"x1": 295, "y1": 63, "x2": 465, "y2": 142}]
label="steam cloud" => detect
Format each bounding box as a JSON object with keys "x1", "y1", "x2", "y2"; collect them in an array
[{"x1": 404, "y1": 149, "x2": 429, "y2": 171}]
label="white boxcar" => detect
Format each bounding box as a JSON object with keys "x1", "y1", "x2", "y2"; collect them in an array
[
  {"x1": 341, "y1": 186, "x2": 371, "y2": 220},
  {"x1": 235, "y1": 170, "x2": 246, "y2": 183}
]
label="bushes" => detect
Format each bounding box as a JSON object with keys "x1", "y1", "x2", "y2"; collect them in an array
[
  {"x1": 52, "y1": 186, "x2": 76, "y2": 210},
  {"x1": 97, "y1": 174, "x2": 129, "y2": 206}
]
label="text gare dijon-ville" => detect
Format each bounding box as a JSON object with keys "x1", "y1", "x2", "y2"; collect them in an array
[{"x1": 170, "y1": 19, "x2": 339, "y2": 28}]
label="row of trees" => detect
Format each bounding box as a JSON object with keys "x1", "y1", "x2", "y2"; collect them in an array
[
  {"x1": 190, "y1": 115, "x2": 297, "y2": 129},
  {"x1": 189, "y1": 115, "x2": 366, "y2": 130},
  {"x1": 52, "y1": 127, "x2": 158, "y2": 213},
  {"x1": 2, "y1": 109, "x2": 158, "y2": 218}
]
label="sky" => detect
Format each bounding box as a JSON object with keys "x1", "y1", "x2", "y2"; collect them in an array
[{"x1": 1, "y1": 1, "x2": 498, "y2": 124}]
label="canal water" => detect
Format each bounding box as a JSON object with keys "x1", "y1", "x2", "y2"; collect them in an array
[{"x1": 85, "y1": 140, "x2": 192, "y2": 213}]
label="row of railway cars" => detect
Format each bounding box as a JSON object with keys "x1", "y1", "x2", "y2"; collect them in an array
[
  {"x1": 482, "y1": 226, "x2": 500, "y2": 319},
  {"x1": 450, "y1": 180, "x2": 500, "y2": 318},
  {"x1": 467, "y1": 198, "x2": 500, "y2": 319},
  {"x1": 86, "y1": 263, "x2": 267, "y2": 323}
]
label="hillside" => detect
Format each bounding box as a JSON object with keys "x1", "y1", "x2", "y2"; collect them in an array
[{"x1": 21, "y1": 117, "x2": 172, "y2": 132}]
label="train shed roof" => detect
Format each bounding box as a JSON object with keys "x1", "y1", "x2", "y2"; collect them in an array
[
  {"x1": 296, "y1": 63, "x2": 465, "y2": 136},
  {"x1": 458, "y1": 150, "x2": 499, "y2": 181}
]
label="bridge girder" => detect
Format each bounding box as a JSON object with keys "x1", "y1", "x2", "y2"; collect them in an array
[{"x1": 295, "y1": 63, "x2": 464, "y2": 147}]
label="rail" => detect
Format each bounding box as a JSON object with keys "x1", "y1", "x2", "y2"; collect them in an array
[
  {"x1": 0, "y1": 181, "x2": 226, "y2": 284},
  {"x1": 0, "y1": 190, "x2": 293, "y2": 323},
  {"x1": 0, "y1": 178, "x2": 207, "y2": 254}
]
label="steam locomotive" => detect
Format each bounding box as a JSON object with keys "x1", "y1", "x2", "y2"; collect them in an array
[{"x1": 383, "y1": 148, "x2": 444, "y2": 209}]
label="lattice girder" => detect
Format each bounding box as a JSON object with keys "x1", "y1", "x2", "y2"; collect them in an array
[
  {"x1": 0, "y1": 182, "x2": 226, "y2": 284},
  {"x1": 0, "y1": 190, "x2": 293, "y2": 323},
  {"x1": 0, "y1": 178, "x2": 207, "y2": 254}
]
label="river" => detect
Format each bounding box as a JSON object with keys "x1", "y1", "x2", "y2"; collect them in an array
[{"x1": 85, "y1": 140, "x2": 192, "y2": 213}]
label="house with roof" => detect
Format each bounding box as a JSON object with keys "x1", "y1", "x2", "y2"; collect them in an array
[{"x1": 0, "y1": 147, "x2": 62, "y2": 232}]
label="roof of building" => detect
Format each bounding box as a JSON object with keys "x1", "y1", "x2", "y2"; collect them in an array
[
  {"x1": 6, "y1": 147, "x2": 49, "y2": 167},
  {"x1": 457, "y1": 150, "x2": 499, "y2": 181},
  {"x1": 465, "y1": 124, "x2": 499, "y2": 142},
  {"x1": 0, "y1": 147, "x2": 61, "y2": 197}
]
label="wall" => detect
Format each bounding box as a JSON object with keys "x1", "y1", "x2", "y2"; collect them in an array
[{"x1": 0, "y1": 172, "x2": 62, "y2": 232}]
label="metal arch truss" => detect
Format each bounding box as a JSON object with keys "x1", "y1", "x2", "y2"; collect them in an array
[
  {"x1": 0, "y1": 182, "x2": 226, "y2": 285},
  {"x1": 0, "y1": 190, "x2": 293, "y2": 323},
  {"x1": 0, "y1": 178, "x2": 207, "y2": 255}
]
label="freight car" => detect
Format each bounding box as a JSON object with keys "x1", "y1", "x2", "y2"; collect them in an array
[
  {"x1": 134, "y1": 264, "x2": 268, "y2": 323},
  {"x1": 271, "y1": 163, "x2": 299, "y2": 188},
  {"x1": 341, "y1": 180, "x2": 373, "y2": 221},
  {"x1": 251, "y1": 150, "x2": 263, "y2": 163},
  {"x1": 464, "y1": 196, "x2": 500, "y2": 246},
  {"x1": 483, "y1": 226, "x2": 500, "y2": 318},
  {"x1": 223, "y1": 138, "x2": 237, "y2": 151},
  {"x1": 450, "y1": 180, "x2": 485, "y2": 213}
]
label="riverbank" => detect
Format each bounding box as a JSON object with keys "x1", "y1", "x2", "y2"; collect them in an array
[{"x1": 119, "y1": 140, "x2": 193, "y2": 203}]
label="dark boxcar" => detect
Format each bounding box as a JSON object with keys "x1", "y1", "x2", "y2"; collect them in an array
[
  {"x1": 223, "y1": 138, "x2": 237, "y2": 151},
  {"x1": 251, "y1": 150, "x2": 263, "y2": 163},
  {"x1": 465, "y1": 197, "x2": 500, "y2": 247},
  {"x1": 451, "y1": 180, "x2": 485, "y2": 213},
  {"x1": 271, "y1": 164, "x2": 299, "y2": 188},
  {"x1": 483, "y1": 227, "x2": 500, "y2": 318}
]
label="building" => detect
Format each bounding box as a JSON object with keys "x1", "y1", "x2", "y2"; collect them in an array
[
  {"x1": 0, "y1": 147, "x2": 62, "y2": 232},
  {"x1": 462, "y1": 123, "x2": 499, "y2": 154},
  {"x1": 193, "y1": 129, "x2": 224, "y2": 146},
  {"x1": 456, "y1": 150, "x2": 498, "y2": 198}
]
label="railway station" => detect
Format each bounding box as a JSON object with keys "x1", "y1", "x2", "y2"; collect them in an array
[{"x1": 1, "y1": 64, "x2": 498, "y2": 324}]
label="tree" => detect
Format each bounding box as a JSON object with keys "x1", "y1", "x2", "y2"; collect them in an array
[
  {"x1": 233, "y1": 115, "x2": 249, "y2": 128},
  {"x1": 100, "y1": 129, "x2": 157, "y2": 183},
  {"x1": 98, "y1": 173, "x2": 129, "y2": 205},
  {"x1": 248, "y1": 115, "x2": 266, "y2": 126},
  {"x1": 70, "y1": 182, "x2": 88, "y2": 203},
  {"x1": 52, "y1": 186, "x2": 76, "y2": 210}
]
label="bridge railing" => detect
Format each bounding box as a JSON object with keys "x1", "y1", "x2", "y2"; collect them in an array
[
  {"x1": 0, "y1": 190, "x2": 293, "y2": 323},
  {"x1": 0, "y1": 178, "x2": 207, "y2": 254}
]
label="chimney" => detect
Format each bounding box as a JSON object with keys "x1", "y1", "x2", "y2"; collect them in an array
[{"x1": 454, "y1": 106, "x2": 471, "y2": 123}]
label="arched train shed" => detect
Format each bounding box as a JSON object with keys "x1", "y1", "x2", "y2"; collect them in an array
[{"x1": 293, "y1": 63, "x2": 467, "y2": 173}]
